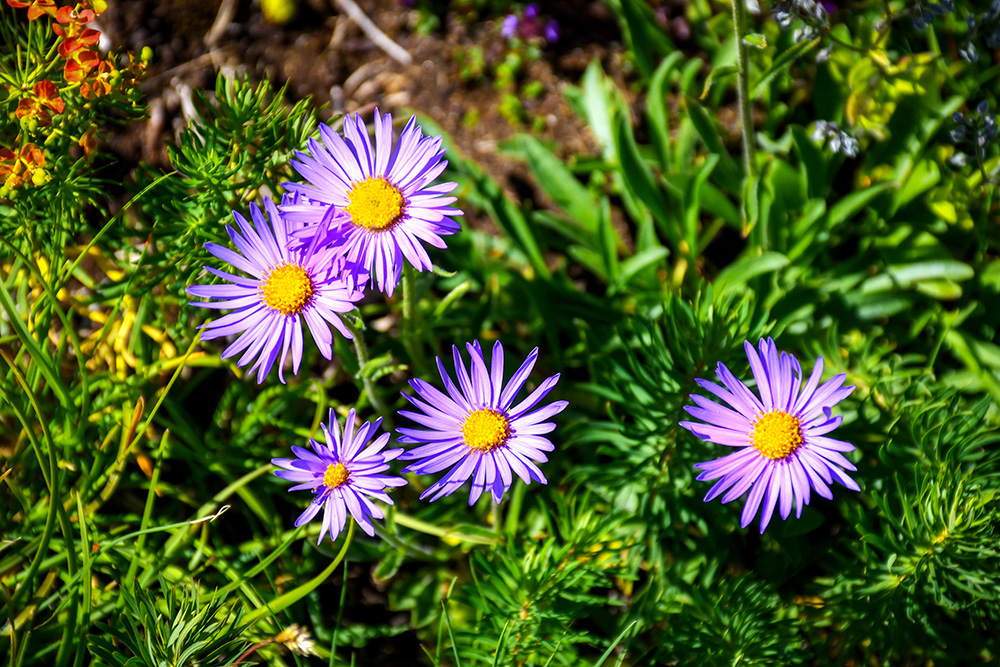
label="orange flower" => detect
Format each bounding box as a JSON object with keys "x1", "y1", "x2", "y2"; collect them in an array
[
  {"x1": 15, "y1": 98, "x2": 50, "y2": 127},
  {"x1": 78, "y1": 126, "x2": 98, "y2": 162},
  {"x1": 0, "y1": 143, "x2": 47, "y2": 191},
  {"x1": 63, "y1": 48, "x2": 99, "y2": 83},
  {"x1": 33, "y1": 80, "x2": 64, "y2": 114},
  {"x1": 12, "y1": 82, "x2": 64, "y2": 127},
  {"x1": 56, "y1": 27, "x2": 100, "y2": 58},
  {"x1": 81, "y1": 59, "x2": 115, "y2": 99},
  {"x1": 54, "y1": 5, "x2": 95, "y2": 24},
  {"x1": 6, "y1": 0, "x2": 57, "y2": 20}
]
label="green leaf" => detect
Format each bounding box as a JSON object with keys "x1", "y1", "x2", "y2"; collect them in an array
[
  {"x1": 684, "y1": 98, "x2": 742, "y2": 193},
  {"x1": 613, "y1": 0, "x2": 675, "y2": 80},
  {"x1": 751, "y1": 37, "x2": 819, "y2": 98},
  {"x1": 619, "y1": 246, "x2": 670, "y2": 285},
  {"x1": 862, "y1": 260, "x2": 974, "y2": 293},
  {"x1": 613, "y1": 112, "x2": 676, "y2": 242},
  {"x1": 743, "y1": 33, "x2": 767, "y2": 49},
  {"x1": 580, "y1": 59, "x2": 618, "y2": 160},
  {"x1": 826, "y1": 182, "x2": 893, "y2": 229},
  {"x1": 647, "y1": 51, "x2": 684, "y2": 171},
  {"x1": 892, "y1": 159, "x2": 941, "y2": 214},
  {"x1": 791, "y1": 126, "x2": 828, "y2": 198},
  {"x1": 716, "y1": 250, "x2": 790, "y2": 290},
  {"x1": 357, "y1": 352, "x2": 405, "y2": 382},
  {"x1": 514, "y1": 134, "x2": 600, "y2": 236},
  {"x1": 700, "y1": 64, "x2": 739, "y2": 100}
]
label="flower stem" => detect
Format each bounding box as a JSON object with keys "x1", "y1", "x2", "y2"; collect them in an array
[
  {"x1": 233, "y1": 639, "x2": 274, "y2": 665},
  {"x1": 732, "y1": 0, "x2": 756, "y2": 180},
  {"x1": 243, "y1": 522, "x2": 355, "y2": 626},
  {"x1": 400, "y1": 264, "x2": 431, "y2": 375},
  {"x1": 344, "y1": 314, "x2": 391, "y2": 425}
]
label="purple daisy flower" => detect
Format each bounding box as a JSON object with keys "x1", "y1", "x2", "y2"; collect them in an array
[
  {"x1": 397, "y1": 341, "x2": 567, "y2": 505},
  {"x1": 679, "y1": 338, "x2": 860, "y2": 533},
  {"x1": 272, "y1": 408, "x2": 407, "y2": 544},
  {"x1": 187, "y1": 199, "x2": 364, "y2": 384},
  {"x1": 282, "y1": 109, "x2": 463, "y2": 296}
]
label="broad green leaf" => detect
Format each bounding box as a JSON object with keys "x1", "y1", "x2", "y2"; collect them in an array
[
  {"x1": 580, "y1": 59, "x2": 617, "y2": 160},
  {"x1": 684, "y1": 97, "x2": 741, "y2": 193},
  {"x1": 613, "y1": 0, "x2": 675, "y2": 79},
  {"x1": 751, "y1": 37, "x2": 819, "y2": 98},
  {"x1": 791, "y1": 126, "x2": 827, "y2": 198},
  {"x1": 862, "y1": 260, "x2": 974, "y2": 293},
  {"x1": 700, "y1": 64, "x2": 739, "y2": 100},
  {"x1": 619, "y1": 246, "x2": 670, "y2": 286},
  {"x1": 716, "y1": 251, "x2": 790, "y2": 290},
  {"x1": 647, "y1": 52, "x2": 684, "y2": 172},
  {"x1": 515, "y1": 134, "x2": 600, "y2": 236},
  {"x1": 613, "y1": 112, "x2": 677, "y2": 244},
  {"x1": 826, "y1": 182, "x2": 893, "y2": 229}
]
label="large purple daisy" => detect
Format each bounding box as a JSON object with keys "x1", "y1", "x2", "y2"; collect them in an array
[
  {"x1": 272, "y1": 408, "x2": 407, "y2": 544},
  {"x1": 397, "y1": 341, "x2": 567, "y2": 505},
  {"x1": 282, "y1": 109, "x2": 463, "y2": 296},
  {"x1": 187, "y1": 199, "x2": 364, "y2": 384},
  {"x1": 679, "y1": 338, "x2": 859, "y2": 533}
]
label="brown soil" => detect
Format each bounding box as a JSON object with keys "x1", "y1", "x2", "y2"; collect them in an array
[{"x1": 98, "y1": 0, "x2": 627, "y2": 208}]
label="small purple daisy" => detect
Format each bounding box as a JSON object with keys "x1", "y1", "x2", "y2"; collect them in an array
[
  {"x1": 679, "y1": 338, "x2": 859, "y2": 533},
  {"x1": 272, "y1": 408, "x2": 407, "y2": 544},
  {"x1": 187, "y1": 199, "x2": 364, "y2": 384},
  {"x1": 282, "y1": 109, "x2": 463, "y2": 296},
  {"x1": 397, "y1": 341, "x2": 567, "y2": 505}
]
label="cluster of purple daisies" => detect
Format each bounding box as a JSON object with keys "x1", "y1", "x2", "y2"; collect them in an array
[
  {"x1": 190, "y1": 109, "x2": 462, "y2": 385},
  {"x1": 188, "y1": 111, "x2": 858, "y2": 543},
  {"x1": 188, "y1": 111, "x2": 567, "y2": 543},
  {"x1": 270, "y1": 340, "x2": 567, "y2": 543}
]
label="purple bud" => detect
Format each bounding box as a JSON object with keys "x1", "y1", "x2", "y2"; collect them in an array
[
  {"x1": 544, "y1": 19, "x2": 560, "y2": 43},
  {"x1": 501, "y1": 14, "x2": 519, "y2": 38},
  {"x1": 524, "y1": 4, "x2": 539, "y2": 20}
]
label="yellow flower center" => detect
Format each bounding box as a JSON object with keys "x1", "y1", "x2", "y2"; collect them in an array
[
  {"x1": 345, "y1": 176, "x2": 405, "y2": 231},
  {"x1": 751, "y1": 410, "x2": 803, "y2": 460},
  {"x1": 323, "y1": 463, "x2": 350, "y2": 489},
  {"x1": 261, "y1": 263, "x2": 314, "y2": 315},
  {"x1": 462, "y1": 409, "x2": 511, "y2": 453}
]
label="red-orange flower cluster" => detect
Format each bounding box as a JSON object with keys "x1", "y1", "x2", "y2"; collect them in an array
[
  {"x1": 4, "y1": 0, "x2": 141, "y2": 194},
  {"x1": 7, "y1": 0, "x2": 113, "y2": 90},
  {"x1": 14, "y1": 81, "x2": 65, "y2": 127},
  {"x1": 0, "y1": 143, "x2": 48, "y2": 191},
  {"x1": 6, "y1": 0, "x2": 57, "y2": 20}
]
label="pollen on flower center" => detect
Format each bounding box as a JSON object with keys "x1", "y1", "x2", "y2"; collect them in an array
[
  {"x1": 345, "y1": 176, "x2": 405, "y2": 231},
  {"x1": 323, "y1": 463, "x2": 350, "y2": 489},
  {"x1": 751, "y1": 410, "x2": 803, "y2": 460},
  {"x1": 462, "y1": 409, "x2": 511, "y2": 453},
  {"x1": 261, "y1": 263, "x2": 314, "y2": 315}
]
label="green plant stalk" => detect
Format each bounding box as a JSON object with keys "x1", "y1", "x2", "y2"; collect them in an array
[
  {"x1": 344, "y1": 314, "x2": 390, "y2": 423},
  {"x1": 331, "y1": 557, "x2": 349, "y2": 667},
  {"x1": 400, "y1": 264, "x2": 431, "y2": 376},
  {"x1": 1, "y1": 351, "x2": 61, "y2": 616},
  {"x1": 0, "y1": 278, "x2": 72, "y2": 409},
  {"x1": 243, "y1": 522, "x2": 355, "y2": 626},
  {"x1": 731, "y1": 0, "x2": 756, "y2": 180},
  {"x1": 123, "y1": 430, "x2": 171, "y2": 587},
  {"x1": 0, "y1": 237, "x2": 91, "y2": 423}
]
